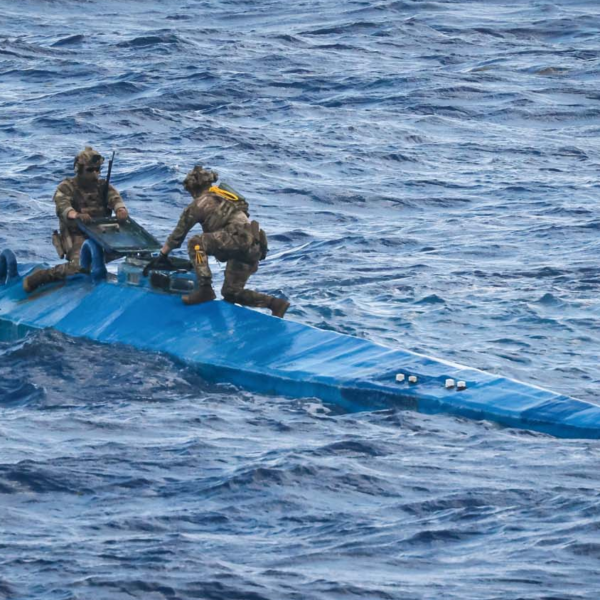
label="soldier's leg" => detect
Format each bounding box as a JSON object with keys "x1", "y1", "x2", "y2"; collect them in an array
[
  {"x1": 182, "y1": 230, "x2": 290, "y2": 316},
  {"x1": 222, "y1": 260, "x2": 270, "y2": 307},
  {"x1": 186, "y1": 234, "x2": 213, "y2": 282},
  {"x1": 23, "y1": 236, "x2": 85, "y2": 293},
  {"x1": 222, "y1": 259, "x2": 290, "y2": 318},
  {"x1": 182, "y1": 234, "x2": 216, "y2": 305}
]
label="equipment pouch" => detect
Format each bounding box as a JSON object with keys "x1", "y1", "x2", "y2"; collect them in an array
[
  {"x1": 61, "y1": 228, "x2": 74, "y2": 256},
  {"x1": 52, "y1": 230, "x2": 65, "y2": 259},
  {"x1": 247, "y1": 220, "x2": 268, "y2": 261},
  {"x1": 259, "y1": 228, "x2": 268, "y2": 261}
]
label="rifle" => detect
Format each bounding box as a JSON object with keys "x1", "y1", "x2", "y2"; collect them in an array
[{"x1": 103, "y1": 151, "x2": 115, "y2": 215}]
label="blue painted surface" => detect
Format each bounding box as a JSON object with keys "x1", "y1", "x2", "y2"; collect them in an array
[
  {"x1": 79, "y1": 239, "x2": 108, "y2": 282},
  {"x1": 2, "y1": 265, "x2": 599, "y2": 439},
  {"x1": 0, "y1": 249, "x2": 18, "y2": 283}
]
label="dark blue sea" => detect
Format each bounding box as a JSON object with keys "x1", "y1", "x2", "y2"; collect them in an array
[{"x1": 1, "y1": 1, "x2": 600, "y2": 598}]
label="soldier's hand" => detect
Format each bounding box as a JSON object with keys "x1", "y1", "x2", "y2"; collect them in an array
[
  {"x1": 143, "y1": 251, "x2": 172, "y2": 277},
  {"x1": 116, "y1": 207, "x2": 129, "y2": 223},
  {"x1": 77, "y1": 213, "x2": 93, "y2": 224}
]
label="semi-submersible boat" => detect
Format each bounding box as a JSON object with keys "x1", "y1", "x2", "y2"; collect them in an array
[{"x1": 1, "y1": 217, "x2": 599, "y2": 439}]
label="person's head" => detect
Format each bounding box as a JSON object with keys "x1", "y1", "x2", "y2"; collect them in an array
[
  {"x1": 74, "y1": 147, "x2": 104, "y2": 185},
  {"x1": 183, "y1": 165, "x2": 218, "y2": 196}
]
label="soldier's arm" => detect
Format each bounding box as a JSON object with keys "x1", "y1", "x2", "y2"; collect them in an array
[
  {"x1": 53, "y1": 181, "x2": 77, "y2": 221},
  {"x1": 164, "y1": 203, "x2": 200, "y2": 252},
  {"x1": 106, "y1": 184, "x2": 127, "y2": 213}
]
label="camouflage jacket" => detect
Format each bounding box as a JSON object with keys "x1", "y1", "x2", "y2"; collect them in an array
[
  {"x1": 166, "y1": 190, "x2": 250, "y2": 250},
  {"x1": 54, "y1": 177, "x2": 126, "y2": 235}
]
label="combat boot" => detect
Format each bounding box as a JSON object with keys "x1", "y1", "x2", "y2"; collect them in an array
[
  {"x1": 270, "y1": 297, "x2": 290, "y2": 318},
  {"x1": 22, "y1": 269, "x2": 55, "y2": 293},
  {"x1": 182, "y1": 284, "x2": 216, "y2": 306}
]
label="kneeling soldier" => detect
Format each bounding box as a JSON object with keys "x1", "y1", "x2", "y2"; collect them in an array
[{"x1": 157, "y1": 166, "x2": 289, "y2": 318}]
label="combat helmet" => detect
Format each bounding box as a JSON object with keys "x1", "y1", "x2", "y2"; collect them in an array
[
  {"x1": 74, "y1": 146, "x2": 104, "y2": 173},
  {"x1": 183, "y1": 165, "x2": 218, "y2": 194}
]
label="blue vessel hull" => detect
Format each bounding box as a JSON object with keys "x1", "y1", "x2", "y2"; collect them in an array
[{"x1": 2, "y1": 266, "x2": 599, "y2": 439}]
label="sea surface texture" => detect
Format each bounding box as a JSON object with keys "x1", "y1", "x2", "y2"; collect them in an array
[{"x1": 1, "y1": 1, "x2": 600, "y2": 598}]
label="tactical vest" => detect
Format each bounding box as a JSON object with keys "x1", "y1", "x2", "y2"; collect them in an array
[
  {"x1": 208, "y1": 183, "x2": 250, "y2": 216},
  {"x1": 197, "y1": 184, "x2": 250, "y2": 233},
  {"x1": 70, "y1": 180, "x2": 110, "y2": 218},
  {"x1": 61, "y1": 178, "x2": 110, "y2": 235}
]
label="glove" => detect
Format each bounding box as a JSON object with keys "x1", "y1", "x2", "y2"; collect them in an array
[
  {"x1": 77, "y1": 213, "x2": 93, "y2": 224},
  {"x1": 116, "y1": 207, "x2": 129, "y2": 223},
  {"x1": 143, "y1": 252, "x2": 172, "y2": 276}
]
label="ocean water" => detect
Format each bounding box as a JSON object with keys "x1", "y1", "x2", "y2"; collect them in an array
[{"x1": 1, "y1": 0, "x2": 599, "y2": 598}]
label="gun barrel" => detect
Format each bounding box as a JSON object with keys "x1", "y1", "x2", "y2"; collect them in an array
[{"x1": 103, "y1": 151, "x2": 116, "y2": 212}]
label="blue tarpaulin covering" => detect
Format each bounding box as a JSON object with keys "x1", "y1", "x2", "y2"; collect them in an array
[{"x1": 2, "y1": 267, "x2": 599, "y2": 439}]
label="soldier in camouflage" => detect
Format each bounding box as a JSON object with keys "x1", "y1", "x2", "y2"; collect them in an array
[
  {"x1": 23, "y1": 147, "x2": 129, "y2": 293},
  {"x1": 156, "y1": 165, "x2": 290, "y2": 318}
]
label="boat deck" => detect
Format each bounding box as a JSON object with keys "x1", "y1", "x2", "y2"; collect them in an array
[{"x1": 1, "y1": 270, "x2": 599, "y2": 439}]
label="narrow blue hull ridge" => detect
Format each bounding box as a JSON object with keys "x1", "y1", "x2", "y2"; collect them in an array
[{"x1": 2, "y1": 265, "x2": 599, "y2": 439}]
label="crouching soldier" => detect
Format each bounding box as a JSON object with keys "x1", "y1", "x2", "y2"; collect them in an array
[
  {"x1": 156, "y1": 165, "x2": 289, "y2": 318},
  {"x1": 23, "y1": 147, "x2": 129, "y2": 293}
]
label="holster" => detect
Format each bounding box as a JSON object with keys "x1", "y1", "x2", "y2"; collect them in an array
[
  {"x1": 59, "y1": 225, "x2": 74, "y2": 257},
  {"x1": 250, "y1": 220, "x2": 268, "y2": 261},
  {"x1": 52, "y1": 230, "x2": 65, "y2": 259},
  {"x1": 259, "y1": 228, "x2": 268, "y2": 260}
]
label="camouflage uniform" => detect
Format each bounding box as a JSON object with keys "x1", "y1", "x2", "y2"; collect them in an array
[
  {"x1": 166, "y1": 188, "x2": 274, "y2": 308},
  {"x1": 49, "y1": 177, "x2": 126, "y2": 279},
  {"x1": 23, "y1": 147, "x2": 127, "y2": 291}
]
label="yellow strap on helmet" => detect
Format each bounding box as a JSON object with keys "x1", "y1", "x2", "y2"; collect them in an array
[{"x1": 209, "y1": 186, "x2": 239, "y2": 201}]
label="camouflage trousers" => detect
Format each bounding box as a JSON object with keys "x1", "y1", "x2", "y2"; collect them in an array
[
  {"x1": 36, "y1": 235, "x2": 118, "y2": 283},
  {"x1": 187, "y1": 224, "x2": 273, "y2": 308},
  {"x1": 34, "y1": 234, "x2": 87, "y2": 284}
]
